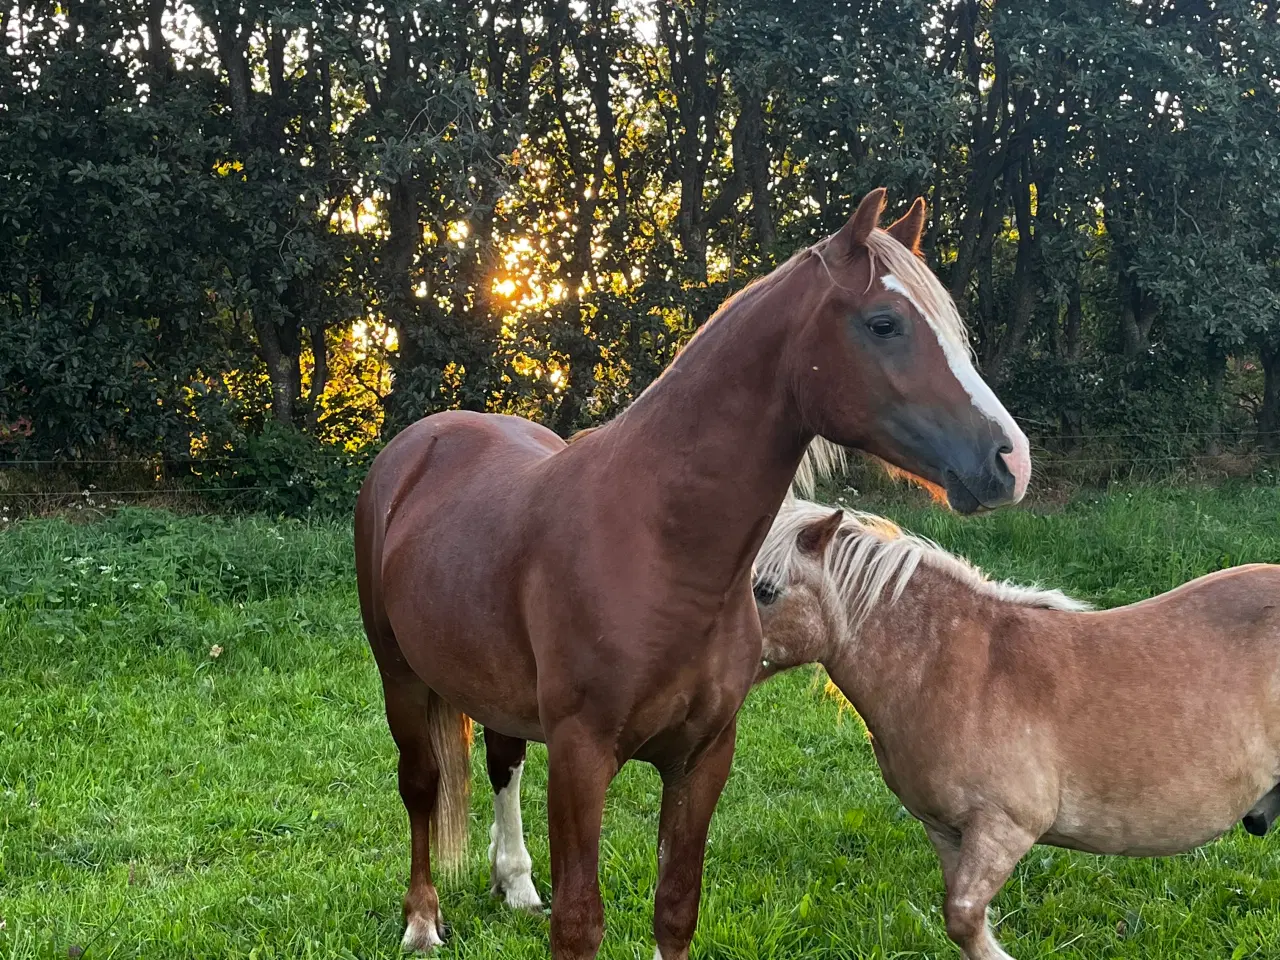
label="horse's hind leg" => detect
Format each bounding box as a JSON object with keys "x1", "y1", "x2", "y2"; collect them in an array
[
  {"x1": 926, "y1": 815, "x2": 1033, "y2": 960},
  {"x1": 382, "y1": 672, "x2": 449, "y2": 952},
  {"x1": 484, "y1": 728, "x2": 543, "y2": 912}
]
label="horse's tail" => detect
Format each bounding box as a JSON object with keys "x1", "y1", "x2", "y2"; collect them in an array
[{"x1": 427, "y1": 692, "x2": 474, "y2": 871}]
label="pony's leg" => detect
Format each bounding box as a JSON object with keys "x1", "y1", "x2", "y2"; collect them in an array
[
  {"x1": 545, "y1": 719, "x2": 616, "y2": 960},
  {"x1": 382, "y1": 673, "x2": 447, "y2": 952},
  {"x1": 484, "y1": 728, "x2": 543, "y2": 912},
  {"x1": 928, "y1": 814, "x2": 1033, "y2": 960},
  {"x1": 652, "y1": 720, "x2": 738, "y2": 960}
]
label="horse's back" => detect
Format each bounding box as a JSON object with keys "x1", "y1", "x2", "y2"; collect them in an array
[
  {"x1": 1109, "y1": 562, "x2": 1280, "y2": 636},
  {"x1": 358, "y1": 408, "x2": 565, "y2": 580}
]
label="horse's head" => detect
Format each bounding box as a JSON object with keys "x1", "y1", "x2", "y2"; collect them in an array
[{"x1": 785, "y1": 188, "x2": 1030, "y2": 513}]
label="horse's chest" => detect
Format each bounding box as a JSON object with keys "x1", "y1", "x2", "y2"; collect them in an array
[{"x1": 622, "y1": 622, "x2": 760, "y2": 758}]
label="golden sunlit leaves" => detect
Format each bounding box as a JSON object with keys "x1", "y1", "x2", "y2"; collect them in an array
[{"x1": 332, "y1": 197, "x2": 379, "y2": 235}]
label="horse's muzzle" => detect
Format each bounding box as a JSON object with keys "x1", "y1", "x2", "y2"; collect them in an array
[{"x1": 943, "y1": 439, "x2": 1021, "y2": 515}]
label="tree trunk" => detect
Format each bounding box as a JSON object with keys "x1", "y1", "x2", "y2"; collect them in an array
[
  {"x1": 973, "y1": 196, "x2": 1001, "y2": 363},
  {"x1": 307, "y1": 323, "x2": 328, "y2": 430},
  {"x1": 144, "y1": 0, "x2": 172, "y2": 77},
  {"x1": 1063, "y1": 268, "x2": 1083, "y2": 359},
  {"x1": 657, "y1": 0, "x2": 720, "y2": 283},
  {"x1": 379, "y1": 15, "x2": 430, "y2": 430},
  {"x1": 1117, "y1": 270, "x2": 1150, "y2": 357},
  {"x1": 210, "y1": 9, "x2": 251, "y2": 140},
  {"x1": 254, "y1": 314, "x2": 301, "y2": 425},
  {"x1": 382, "y1": 174, "x2": 425, "y2": 426},
  {"x1": 738, "y1": 91, "x2": 774, "y2": 251},
  {"x1": 990, "y1": 161, "x2": 1037, "y2": 373},
  {"x1": 1260, "y1": 341, "x2": 1280, "y2": 453},
  {"x1": 1204, "y1": 348, "x2": 1226, "y2": 456}
]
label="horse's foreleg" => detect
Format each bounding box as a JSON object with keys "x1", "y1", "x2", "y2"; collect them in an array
[
  {"x1": 484, "y1": 728, "x2": 543, "y2": 912},
  {"x1": 382, "y1": 673, "x2": 447, "y2": 953},
  {"x1": 545, "y1": 719, "x2": 616, "y2": 959},
  {"x1": 930, "y1": 813, "x2": 1033, "y2": 960},
  {"x1": 652, "y1": 720, "x2": 738, "y2": 960}
]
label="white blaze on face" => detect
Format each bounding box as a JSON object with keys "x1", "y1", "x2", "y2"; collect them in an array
[{"x1": 881, "y1": 274, "x2": 1030, "y2": 502}]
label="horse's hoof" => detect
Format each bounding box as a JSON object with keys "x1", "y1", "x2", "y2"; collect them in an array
[
  {"x1": 1243, "y1": 812, "x2": 1270, "y2": 837},
  {"x1": 492, "y1": 874, "x2": 545, "y2": 915},
  {"x1": 401, "y1": 914, "x2": 446, "y2": 953}
]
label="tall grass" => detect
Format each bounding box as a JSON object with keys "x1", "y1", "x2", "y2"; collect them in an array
[{"x1": 4, "y1": 486, "x2": 1280, "y2": 959}]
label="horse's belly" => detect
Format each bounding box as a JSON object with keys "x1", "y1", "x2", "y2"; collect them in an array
[
  {"x1": 1044, "y1": 788, "x2": 1260, "y2": 857},
  {"x1": 1041, "y1": 822, "x2": 1232, "y2": 857},
  {"x1": 390, "y1": 608, "x2": 544, "y2": 739}
]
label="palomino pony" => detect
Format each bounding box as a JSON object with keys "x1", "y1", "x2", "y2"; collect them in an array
[
  {"x1": 353, "y1": 189, "x2": 1031, "y2": 959},
  {"x1": 753, "y1": 499, "x2": 1280, "y2": 960}
]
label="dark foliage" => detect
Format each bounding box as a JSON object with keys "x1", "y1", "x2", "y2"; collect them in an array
[{"x1": 3, "y1": 0, "x2": 1279, "y2": 512}]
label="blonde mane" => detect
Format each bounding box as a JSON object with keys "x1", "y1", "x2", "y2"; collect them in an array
[
  {"x1": 756, "y1": 498, "x2": 1090, "y2": 627},
  {"x1": 793, "y1": 439, "x2": 848, "y2": 498}
]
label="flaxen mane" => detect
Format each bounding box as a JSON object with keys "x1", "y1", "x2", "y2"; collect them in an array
[{"x1": 756, "y1": 498, "x2": 1090, "y2": 627}]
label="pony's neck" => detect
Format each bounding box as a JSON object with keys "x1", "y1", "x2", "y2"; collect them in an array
[
  {"x1": 607, "y1": 255, "x2": 822, "y2": 585},
  {"x1": 821, "y1": 562, "x2": 1003, "y2": 726}
]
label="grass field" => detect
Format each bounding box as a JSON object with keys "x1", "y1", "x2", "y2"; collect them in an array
[{"x1": 6, "y1": 484, "x2": 1280, "y2": 959}]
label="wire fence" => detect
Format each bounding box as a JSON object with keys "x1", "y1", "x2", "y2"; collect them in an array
[{"x1": 0, "y1": 485, "x2": 281, "y2": 499}]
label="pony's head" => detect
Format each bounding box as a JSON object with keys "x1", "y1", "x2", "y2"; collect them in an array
[
  {"x1": 752, "y1": 508, "x2": 846, "y2": 677},
  {"x1": 784, "y1": 189, "x2": 1030, "y2": 513}
]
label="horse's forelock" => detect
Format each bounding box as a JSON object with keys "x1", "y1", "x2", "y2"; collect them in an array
[{"x1": 864, "y1": 229, "x2": 972, "y2": 360}]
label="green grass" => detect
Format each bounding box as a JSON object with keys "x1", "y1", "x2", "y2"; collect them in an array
[{"x1": 5, "y1": 485, "x2": 1280, "y2": 959}]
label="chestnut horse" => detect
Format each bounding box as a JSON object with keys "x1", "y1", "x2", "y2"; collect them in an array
[
  {"x1": 753, "y1": 499, "x2": 1280, "y2": 960},
  {"x1": 353, "y1": 189, "x2": 1031, "y2": 959}
]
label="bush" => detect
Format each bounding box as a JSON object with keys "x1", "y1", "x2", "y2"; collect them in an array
[{"x1": 193, "y1": 421, "x2": 375, "y2": 518}]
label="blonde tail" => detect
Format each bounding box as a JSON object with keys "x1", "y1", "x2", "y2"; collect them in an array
[{"x1": 426, "y1": 693, "x2": 473, "y2": 872}]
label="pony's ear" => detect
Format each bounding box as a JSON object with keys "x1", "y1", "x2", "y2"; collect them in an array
[
  {"x1": 886, "y1": 196, "x2": 926, "y2": 255},
  {"x1": 836, "y1": 188, "x2": 887, "y2": 252},
  {"x1": 797, "y1": 509, "x2": 843, "y2": 558}
]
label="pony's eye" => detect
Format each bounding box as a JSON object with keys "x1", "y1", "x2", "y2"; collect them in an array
[
  {"x1": 753, "y1": 579, "x2": 781, "y2": 605},
  {"x1": 867, "y1": 316, "x2": 900, "y2": 338}
]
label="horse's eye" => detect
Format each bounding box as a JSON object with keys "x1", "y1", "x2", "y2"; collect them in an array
[
  {"x1": 867, "y1": 316, "x2": 900, "y2": 338},
  {"x1": 753, "y1": 579, "x2": 781, "y2": 605}
]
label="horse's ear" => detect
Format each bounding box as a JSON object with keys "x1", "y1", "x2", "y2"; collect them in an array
[
  {"x1": 886, "y1": 196, "x2": 926, "y2": 255},
  {"x1": 837, "y1": 188, "x2": 887, "y2": 252},
  {"x1": 797, "y1": 509, "x2": 844, "y2": 557}
]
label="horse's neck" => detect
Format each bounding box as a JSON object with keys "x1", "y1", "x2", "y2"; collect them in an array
[
  {"x1": 605, "y1": 269, "x2": 815, "y2": 578},
  {"x1": 825, "y1": 563, "x2": 999, "y2": 724}
]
